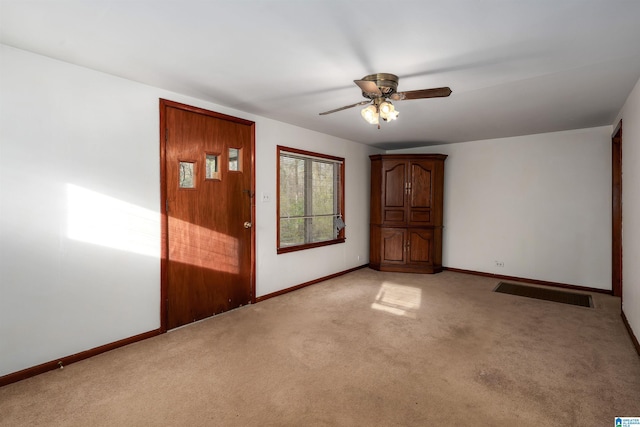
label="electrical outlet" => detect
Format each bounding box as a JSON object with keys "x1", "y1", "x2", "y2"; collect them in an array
[
  {"x1": 495, "y1": 261, "x2": 504, "y2": 267},
  {"x1": 261, "y1": 192, "x2": 271, "y2": 202}
]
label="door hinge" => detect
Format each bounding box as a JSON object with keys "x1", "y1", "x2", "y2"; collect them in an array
[{"x1": 165, "y1": 199, "x2": 169, "y2": 213}]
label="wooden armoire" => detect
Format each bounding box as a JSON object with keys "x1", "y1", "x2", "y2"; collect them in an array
[{"x1": 369, "y1": 154, "x2": 447, "y2": 273}]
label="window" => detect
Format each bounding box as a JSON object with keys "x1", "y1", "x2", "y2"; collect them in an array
[
  {"x1": 277, "y1": 146, "x2": 345, "y2": 253},
  {"x1": 228, "y1": 147, "x2": 241, "y2": 171},
  {"x1": 205, "y1": 153, "x2": 220, "y2": 180},
  {"x1": 179, "y1": 161, "x2": 196, "y2": 188}
]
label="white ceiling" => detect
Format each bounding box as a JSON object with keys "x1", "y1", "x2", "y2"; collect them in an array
[{"x1": 2, "y1": 0, "x2": 640, "y2": 149}]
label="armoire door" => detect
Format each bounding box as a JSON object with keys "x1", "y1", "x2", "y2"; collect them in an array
[
  {"x1": 407, "y1": 160, "x2": 434, "y2": 226},
  {"x1": 381, "y1": 159, "x2": 408, "y2": 225},
  {"x1": 407, "y1": 228, "x2": 433, "y2": 265},
  {"x1": 381, "y1": 227, "x2": 407, "y2": 265}
]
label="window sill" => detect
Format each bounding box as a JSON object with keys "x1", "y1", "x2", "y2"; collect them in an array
[{"x1": 277, "y1": 238, "x2": 345, "y2": 254}]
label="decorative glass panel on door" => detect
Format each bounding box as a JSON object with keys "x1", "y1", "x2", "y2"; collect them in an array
[
  {"x1": 206, "y1": 154, "x2": 220, "y2": 180},
  {"x1": 179, "y1": 161, "x2": 195, "y2": 188},
  {"x1": 229, "y1": 148, "x2": 242, "y2": 172}
]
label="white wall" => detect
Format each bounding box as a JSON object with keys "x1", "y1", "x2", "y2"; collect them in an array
[
  {"x1": 0, "y1": 45, "x2": 378, "y2": 377},
  {"x1": 391, "y1": 127, "x2": 612, "y2": 290},
  {"x1": 255, "y1": 121, "x2": 376, "y2": 297},
  {"x1": 614, "y1": 75, "x2": 640, "y2": 341}
]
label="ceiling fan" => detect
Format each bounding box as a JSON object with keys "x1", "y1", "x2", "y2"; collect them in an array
[{"x1": 319, "y1": 73, "x2": 452, "y2": 128}]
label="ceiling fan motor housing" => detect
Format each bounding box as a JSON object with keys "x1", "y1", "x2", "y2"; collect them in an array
[{"x1": 361, "y1": 73, "x2": 399, "y2": 98}]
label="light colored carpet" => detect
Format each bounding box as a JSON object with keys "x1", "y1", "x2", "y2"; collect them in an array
[{"x1": 1, "y1": 269, "x2": 639, "y2": 426}]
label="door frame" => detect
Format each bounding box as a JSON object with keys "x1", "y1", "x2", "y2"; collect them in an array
[
  {"x1": 612, "y1": 120, "x2": 622, "y2": 298},
  {"x1": 159, "y1": 98, "x2": 256, "y2": 332}
]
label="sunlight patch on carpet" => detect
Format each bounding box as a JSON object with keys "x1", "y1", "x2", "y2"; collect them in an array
[{"x1": 372, "y1": 282, "x2": 422, "y2": 318}]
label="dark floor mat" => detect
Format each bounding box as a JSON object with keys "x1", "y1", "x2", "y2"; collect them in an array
[{"x1": 494, "y1": 282, "x2": 593, "y2": 307}]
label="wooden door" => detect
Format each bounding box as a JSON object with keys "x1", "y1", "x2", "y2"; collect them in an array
[
  {"x1": 381, "y1": 160, "x2": 407, "y2": 224},
  {"x1": 160, "y1": 100, "x2": 255, "y2": 330},
  {"x1": 381, "y1": 227, "x2": 407, "y2": 265},
  {"x1": 407, "y1": 228, "x2": 433, "y2": 265},
  {"x1": 612, "y1": 122, "x2": 622, "y2": 298},
  {"x1": 407, "y1": 160, "x2": 433, "y2": 226}
]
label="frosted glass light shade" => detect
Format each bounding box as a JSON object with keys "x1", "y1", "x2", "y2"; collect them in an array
[
  {"x1": 379, "y1": 101, "x2": 398, "y2": 121},
  {"x1": 361, "y1": 105, "x2": 379, "y2": 124}
]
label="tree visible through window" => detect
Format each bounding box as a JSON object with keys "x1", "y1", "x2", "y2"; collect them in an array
[{"x1": 277, "y1": 146, "x2": 345, "y2": 253}]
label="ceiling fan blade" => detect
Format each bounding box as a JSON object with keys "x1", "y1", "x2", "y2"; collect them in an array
[
  {"x1": 390, "y1": 87, "x2": 452, "y2": 101},
  {"x1": 319, "y1": 100, "x2": 371, "y2": 116},
  {"x1": 354, "y1": 79, "x2": 382, "y2": 97}
]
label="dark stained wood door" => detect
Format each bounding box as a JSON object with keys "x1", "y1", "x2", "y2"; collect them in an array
[
  {"x1": 612, "y1": 122, "x2": 622, "y2": 298},
  {"x1": 381, "y1": 227, "x2": 407, "y2": 265},
  {"x1": 407, "y1": 228, "x2": 433, "y2": 265},
  {"x1": 161, "y1": 100, "x2": 255, "y2": 330},
  {"x1": 380, "y1": 228, "x2": 433, "y2": 267},
  {"x1": 381, "y1": 160, "x2": 407, "y2": 225},
  {"x1": 407, "y1": 160, "x2": 433, "y2": 226},
  {"x1": 380, "y1": 159, "x2": 437, "y2": 226}
]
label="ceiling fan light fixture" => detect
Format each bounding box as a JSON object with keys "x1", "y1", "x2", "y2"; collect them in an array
[
  {"x1": 318, "y1": 72, "x2": 450, "y2": 126},
  {"x1": 385, "y1": 109, "x2": 399, "y2": 121},
  {"x1": 361, "y1": 104, "x2": 379, "y2": 124},
  {"x1": 379, "y1": 101, "x2": 398, "y2": 121},
  {"x1": 384, "y1": 111, "x2": 399, "y2": 122}
]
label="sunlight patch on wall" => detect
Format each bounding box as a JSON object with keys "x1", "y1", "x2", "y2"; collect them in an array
[
  {"x1": 67, "y1": 184, "x2": 159, "y2": 257},
  {"x1": 168, "y1": 217, "x2": 239, "y2": 274},
  {"x1": 371, "y1": 282, "x2": 422, "y2": 318}
]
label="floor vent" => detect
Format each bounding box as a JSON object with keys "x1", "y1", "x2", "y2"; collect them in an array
[{"x1": 493, "y1": 282, "x2": 593, "y2": 308}]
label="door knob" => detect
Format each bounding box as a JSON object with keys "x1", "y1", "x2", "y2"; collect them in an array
[{"x1": 244, "y1": 221, "x2": 252, "y2": 229}]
